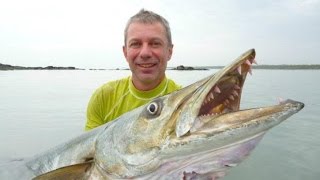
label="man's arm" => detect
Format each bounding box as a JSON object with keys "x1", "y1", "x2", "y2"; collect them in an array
[{"x1": 85, "y1": 87, "x2": 109, "y2": 131}]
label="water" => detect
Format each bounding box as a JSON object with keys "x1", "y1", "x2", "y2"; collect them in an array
[{"x1": 0, "y1": 69, "x2": 319, "y2": 179}]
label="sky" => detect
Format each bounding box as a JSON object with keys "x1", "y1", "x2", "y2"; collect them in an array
[{"x1": 0, "y1": 0, "x2": 319, "y2": 69}]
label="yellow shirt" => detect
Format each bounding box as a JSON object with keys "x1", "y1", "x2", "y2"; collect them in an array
[{"x1": 85, "y1": 76, "x2": 181, "y2": 130}]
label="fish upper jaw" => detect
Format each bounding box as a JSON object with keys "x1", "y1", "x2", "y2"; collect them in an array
[{"x1": 175, "y1": 49, "x2": 256, "y2": 137}]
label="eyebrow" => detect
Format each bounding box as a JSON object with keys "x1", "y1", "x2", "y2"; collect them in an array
[{"x1": 128, "y1": 37, "x2": 165, "y2": 44}]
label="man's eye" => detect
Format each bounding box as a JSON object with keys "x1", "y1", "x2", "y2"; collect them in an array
[
  {"x1": 151, "y1": 41, "x2": 161, "y2": 47},
  {"x1": 129, "y1": 42, "x2": 141, "y2": 48}
]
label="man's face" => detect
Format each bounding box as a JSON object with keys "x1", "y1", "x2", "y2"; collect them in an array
[{"x1": 123, "y1": 22, "x2": 173, "y2": 90}]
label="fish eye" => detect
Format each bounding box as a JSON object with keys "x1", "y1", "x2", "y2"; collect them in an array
[{"x1": 147, "y1": 102, "x2": 158, "y2": 115}]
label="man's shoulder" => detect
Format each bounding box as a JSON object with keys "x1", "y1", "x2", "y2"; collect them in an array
[
  {"x1": 95, "y1": 76, "x2": 130, "y2": 94},
  {"x1": 166, "y1": 77, "x2": 182, "y2": 90}
]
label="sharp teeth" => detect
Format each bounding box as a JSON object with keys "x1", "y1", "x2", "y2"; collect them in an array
[
  {"x1": 225, "y1": 99, "x2": 229, "y2": 104},
  {"x1": 237, "y1": 66, "x2": 242, "y2": 75},
  {"x1": 248, "y1": 67, "x2": 252, "y2": 75},
  {"x1": 232, "y1": 90, "x2": 239, "y2": 97},
  {"x1": 245, "y1": 60, "x2": 252, "y2": 66},
  {"x1": 204, "y1": 92, "x2": 214, "y2": 104},
  {"x1": 214, "y1": 86, "x2": 221, "y2": 93},
  {"x1": 209, "y1": 92, "x2": 214, "y2": 100},
  {"x1": 229, "y1": 95, "x2": 235, "y2": 101},
  {"x1": 234, "y1": 85, "x2": 241, "y2": 90},
  {"x1": 252, "y1": 58, "x2": 258, "y2": 64}
]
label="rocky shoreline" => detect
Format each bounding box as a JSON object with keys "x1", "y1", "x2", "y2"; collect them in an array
[
  {"x1": 171, "y1": 65, "x2": 208, "y2": 70},
  {"x1": 0, "y1": 63, "x2": 82, "y2": 70}
]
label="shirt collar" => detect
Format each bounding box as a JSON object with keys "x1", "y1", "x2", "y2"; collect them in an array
[{"x1": 128, "y1": 76, "x2": 168, "y2": 100}]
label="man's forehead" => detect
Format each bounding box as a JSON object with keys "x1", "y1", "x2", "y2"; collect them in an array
[
  {"x1": 126, "y1": 22, "x2": 167, "y2": 41},
  {"x1": 127, "y1": 22, "x2": 165, "y2": 32}
]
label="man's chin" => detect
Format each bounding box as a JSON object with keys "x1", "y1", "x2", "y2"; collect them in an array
[
  {"x1": 140, "y1": 76, "x2": 156, "y2": 84},
  {"x1": 138, "y1": 74, "x2": 160, "y2": 84}
]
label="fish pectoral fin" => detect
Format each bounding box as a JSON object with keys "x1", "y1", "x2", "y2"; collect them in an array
[{"x1": 33, "y1": 162, "x2": 93, "y2": 180}]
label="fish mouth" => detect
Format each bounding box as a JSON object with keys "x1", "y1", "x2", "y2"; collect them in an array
[
  {"x1": 198, "y1": 51, "x2": 255, "y2": 118},
  {"x1": 199, "y1": 69, "x2": 244, "y2": 117},
  {"x1": 174, "y1": 49, "x2": 257, "y2": 137},
  {"x1": 171, "y1": 48, "x2": 303, "y2": 150}
]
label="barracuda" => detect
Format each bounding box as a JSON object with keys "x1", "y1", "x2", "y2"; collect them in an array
[{"x1": 0, "y1": 49, "x2": 304, "y2": 179}]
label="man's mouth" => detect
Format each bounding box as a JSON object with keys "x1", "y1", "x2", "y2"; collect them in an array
[{"x1": 137, "y1": 63, "x2": 157, "y2": 68}]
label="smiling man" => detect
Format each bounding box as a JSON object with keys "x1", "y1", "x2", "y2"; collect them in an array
[{"x1": 85, "y1": 9, "x2": 181, "y2": 130}]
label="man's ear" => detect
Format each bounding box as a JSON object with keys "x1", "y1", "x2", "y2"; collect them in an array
[
  {"x1": 167, "y1": 44, "x2": 174, "y2": 61},
  {"x1": 122, "y1": 45, "x2": 128, "y2": 62}
]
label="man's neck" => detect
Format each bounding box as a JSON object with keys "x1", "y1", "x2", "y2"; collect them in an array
[{"x1": 131, "y1": 76, "x2": 165, "y2": 91}]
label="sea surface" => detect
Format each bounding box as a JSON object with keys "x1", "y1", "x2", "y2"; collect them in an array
[{"x1": 0, "y1": 69, "x2": 319, "y2": 179}]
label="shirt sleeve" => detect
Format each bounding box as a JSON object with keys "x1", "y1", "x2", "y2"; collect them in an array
[
  {"x1": 166, "y1": 78, "x2": 183, "y2": 93},
  {"x1": 85, "y1": 85, "x2": 113, "y2": 131}
]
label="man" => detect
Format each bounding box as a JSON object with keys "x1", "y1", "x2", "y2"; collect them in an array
[{"x1": 85, "y1": 9, "x2": 181, "y2": 130}]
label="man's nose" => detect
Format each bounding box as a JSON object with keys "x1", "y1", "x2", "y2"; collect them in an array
[{"x1": 139, "y1": 44, "x2": 152, "y2": 59}]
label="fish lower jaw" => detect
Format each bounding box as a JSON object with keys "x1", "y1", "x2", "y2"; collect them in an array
[{"x1": 152, "y1": 133, "x2": 265, "y2": 179}]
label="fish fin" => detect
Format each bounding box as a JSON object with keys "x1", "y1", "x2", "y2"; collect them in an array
[{"x1": 33, "y1": 162, "x2": 93, "y2": 180}]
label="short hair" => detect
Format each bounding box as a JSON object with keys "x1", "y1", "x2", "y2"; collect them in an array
[{"x1": 124, "y1": 9, "x2": 172, "y2": 46}]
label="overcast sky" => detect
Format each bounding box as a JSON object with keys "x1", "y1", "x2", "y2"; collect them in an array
[{"x1": 0, "y1": 0, "x2": 319, "y2": 69}]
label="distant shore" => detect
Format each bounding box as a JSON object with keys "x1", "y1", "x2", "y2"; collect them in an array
[
  {"x1": 1, "y1": 63, "x2": 320, "y2": 71},
  {"x1": 0, "y1": 63, "x2": 83, "y2": 70}
]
